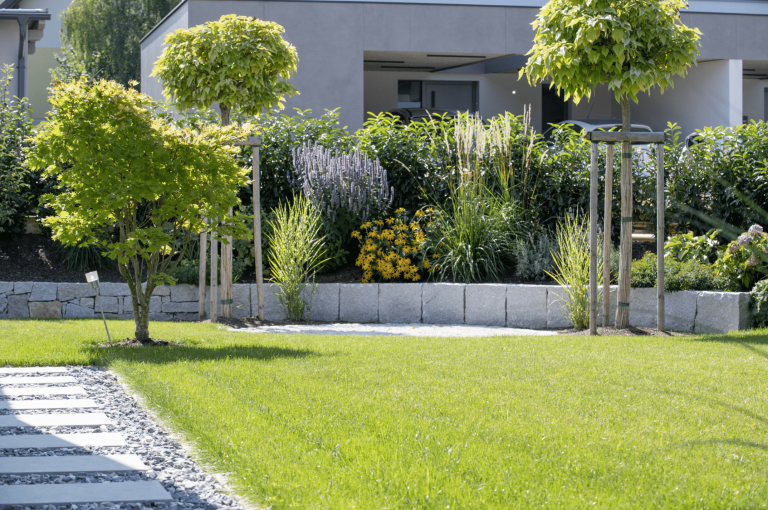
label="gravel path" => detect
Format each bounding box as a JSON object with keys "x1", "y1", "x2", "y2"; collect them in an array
[
  {"x1": 1, "y1": 366, "x2": 251, "y2": 510},
  {"x1": 231, "y1": 322, "x2": 557, "y2": 337}
]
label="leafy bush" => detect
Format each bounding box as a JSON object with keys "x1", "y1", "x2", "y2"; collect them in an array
[
  {"x1": 57, "y1": 242, "x2": 116, "y2": 272},
  {"x1": 512, "y1": 230, "x2": 558, "y2": 282},
  {"x1": 546, "y1": 212, "x2": 602, "y2": 330},
  {"x1": 714, "y1": 225, "x2": 768, "y2": 290},
  {"x1": 664, "y1": 229, "x2": 720, "y2": 264},
  {"x1": 751, "y1": 279, "x2": 768, "y2": 328},
  {"x1": 266, "y1": 196, "x2": 326, "y2": 321},
  {"x1": 353, "y1": 208, "x2": 435, "y2": 283},
  {"x1": 632, "y1": 253, "x2": 735, "y2": 291},
  {"x1": 0, "y1": 64, "x2": 35, "y2": 234},
  {"x1": 168, "y1": 255, "x2": 246, "y2": 286}
]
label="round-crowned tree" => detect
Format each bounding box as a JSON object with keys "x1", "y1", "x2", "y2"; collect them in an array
[{"x1": 522, "y1": 0, "x2": 700, "y2": 327}]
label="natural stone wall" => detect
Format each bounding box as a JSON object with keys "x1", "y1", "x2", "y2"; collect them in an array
[{"x1": 0, "y1": 281, "x2": 753, "y2": 333}]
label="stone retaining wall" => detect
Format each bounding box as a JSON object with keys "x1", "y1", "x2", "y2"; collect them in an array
[{"x1": 0, "y1": 281, "x2": 752, "y2": 334}]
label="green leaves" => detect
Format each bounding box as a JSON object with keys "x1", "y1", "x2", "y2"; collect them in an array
[
  {"x1": 522, "y1": 0, "x2": 700, "y2": 104},
  {"x1": 152, "y1": 15, "x2": 299, "y2": 118}
]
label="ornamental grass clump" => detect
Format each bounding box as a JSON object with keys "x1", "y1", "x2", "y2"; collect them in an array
[
  {"x1": 266, "y1": 195, "x2": 326, "y2": 321},
  {"x1": 353, "y1": 208, "x2": 436, "y2": 283},
  {"x1": 546, "y1": 212, "x2": 602, "y2": 330}
]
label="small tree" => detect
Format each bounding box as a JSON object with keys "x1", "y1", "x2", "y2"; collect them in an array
[
  {"x1": 28, "y1": 79, "x2": 251, "y2": 342},
  {"x1": 522, "y1": 0, "x2": 700, "y2": 327},
  {"x1": 151, "y1": 14, "x2": 299, "y2": 126}
]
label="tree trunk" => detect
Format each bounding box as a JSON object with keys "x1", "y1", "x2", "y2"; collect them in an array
[
  {"x1": 135, "y1": 306, "x2": 150, "y2": 342},
  {"x1": 220, "y1": 104, "x2": 231, "y2": 126},
  {"x1": 615, "y1": 95, "x2": 633, "y2": 328}
]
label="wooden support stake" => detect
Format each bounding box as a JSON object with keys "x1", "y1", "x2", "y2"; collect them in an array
[
  {"x1": 198, "y1": 221, "x2": 207, "y2": 320},
  {"x1": 221, "y1": 208, "x2": 233, "y2": 319},
  {"x1": 615, "y1": 141, "x2": 632, "y2": 328},
  {"x1": 589, "y1": 143, "x2": 598, "y2": 335},
  {"x1": 657, "y1": 144, "x2": 665, "y2": 331},
  {"x1": 252, "y1": 143, "x2": 265, "y2": 321},
  {"x1": 210, "y1": 230, "x2": 218, "y2": 323},
  {"x1": 603, "y1": 145, "x2": 614, "y2": 328}
]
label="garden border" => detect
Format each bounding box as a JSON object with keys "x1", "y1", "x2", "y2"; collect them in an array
[{"x1": 0, "y1": 282, "x2": 751, "y2": 334}]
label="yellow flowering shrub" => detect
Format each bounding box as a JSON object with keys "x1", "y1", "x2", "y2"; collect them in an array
[{"x1": 353, "y1": 208, "x2": 436, "y2": 283}]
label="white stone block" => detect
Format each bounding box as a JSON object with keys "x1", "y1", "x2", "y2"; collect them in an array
[
  {"x1": 57, "y1": 283, "x2": 96, "y2": 302},
  {"x1": 251, "y1": 283, "x2": 285, "y2": 321},
  {"x1": 599, "y1": 285, "x2": 618, "y2": 327},
  {"x1": 546, "y1": 286, "x2": 572, "y2": 328},
  {"x1": 340, "y1": 284, "x2": 378, "y2": 323},
  {"x1": 162, "y1": 301, "x2": 198, "y2": 313},
  {"x1": 29, "y1": 283, "x2": 57, "y2": 302},
  {"x1": 665, "y1": 291, "x2": 698, "y2": 332},
  {"x1": 98, "y1": 296, "x2": 119, "y2": 314},
  {"x1": 142, "y1": 283, "x2": 170, "y2": 296},
  {"x1": 378, "y1": 284, "x2": 422, "y2": 324},
  {"x1": 13, "y1": 282, "x2": 32, "y2": 294},
  {"x1": 64, "y1": 303, "x2": 95, "y2": 318},
  {"x1": 7, "y1": 295, "x2": 29, "y2": 319},
  {"x1": 628, "y1": 287, "x2": 658, "y2": 328},
  {"x1": 422, "y1": 284, "x2": 464, "y2": 325},
  {"x1": 149, "y1": 296, "x2": 162, "y2": 313},
  {"x1": 170, "y1": 284, "x2": 198, "y2": 302},
  {"x1": 233, "y1": 284, "x2": 251, "y2": 318},
  {"x1": 95, "y1": 282, "x2": 130, "y2": 297},
  {"x1": 465, "y1": 284, "x2": 505, "y2": 326},
  {"x1": 28, "y1": 301, "x2": 62, "y2": 319},
  {"x1": 79, "y1": 298, "x2": 95, "y2": 308},
  {"x1": 306, "y1": 284, "x2": 339, "y2": 322},
  {"x1": 0, "y1": 296, "x2": 6, "y2": 314},
  {"x1": 0, "y1": 282, "x2": 13, "y2": 294},
  {"x1": 695, "y1": 291, "x2": 752, "y2": 334},
  {"x1": 506, "y1": 285, "x2": 548, "y2": 329}
]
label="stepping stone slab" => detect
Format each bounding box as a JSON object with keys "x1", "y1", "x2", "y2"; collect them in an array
[
  {"x1": 0, "y1": 399, "x2": 98, "y2": 410},
  {"x1": 0, "y1": 481, "x2": 172, "y2": 506},
  {"x1": 0, "y1": 376, "x2": 78, "y2": 385},
  {"x1": 0, "y1": 367, "x2": 67, "y2": 374},
  {"x1": 0, "y1": 454, "x2": 147, "y2": 475},
  {"x1": 0, "y1": 386, "x2": 87, "y2": 396},
  {"x1": 0, "y1": 413, "x2": 111, "y2": 428},
  {"x1": 0, "y1": 432, "x2": 127, "y2": 449}
]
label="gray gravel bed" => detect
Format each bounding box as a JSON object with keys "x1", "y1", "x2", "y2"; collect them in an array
[{"x1": 0, "y1": 366, "x2": 250, "y2": 510}]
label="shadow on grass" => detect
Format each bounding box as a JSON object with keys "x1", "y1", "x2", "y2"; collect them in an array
[
  {"x1": 674, "y1": 438, "x2": 768, "y2": 451},
  {"x1": 659, "y1": 389, "x2": 768, "y2": 427},
  {"x1": 88, "y1": 343, "x2": 323, "y2": 366}
]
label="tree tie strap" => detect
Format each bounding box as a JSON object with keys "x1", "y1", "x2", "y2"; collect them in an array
[
  {"x1": 621, "y1": 216, "x2": 633, "y2": 223},
  {"x1": 622, "y1": 153, "x2": 633, "y2": 159},
  {"x1": 220, "y1": 299, "x2": 233, "y2": 305},
  {"x1": 617, "y1": 302, "x2": 630, "y2": 308}
]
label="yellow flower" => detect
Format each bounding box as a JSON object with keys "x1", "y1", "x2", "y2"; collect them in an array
[
  {"x1": 386, "y1": 217, "x2": 396, "y2": 225},
  {"x1": 376, "y1": 219, "x2": 385, "y2": 226},
  {"x1": 395, "y1": 207, "x2": 406, "y2": 214},
  {"x1": 415, "y1": 210, "x2": 425, "y2": 217},
  {"x1": 432, "y1": 253, "x2": 439, "y2": 259}
]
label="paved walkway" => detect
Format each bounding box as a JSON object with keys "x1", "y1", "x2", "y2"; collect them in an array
[{"x1": 232, "y1": 323, "x2": 557, "y2": 337}]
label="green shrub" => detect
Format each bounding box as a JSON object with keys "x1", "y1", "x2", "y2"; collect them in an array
[
  {"x1": 57, "y1": 242, "x2": 116, "y2": 272},
  {"x1": 168, "y1": 253, "x2": 246, "y2": 286},
  {"x1": 751, "y1": 279, "x2": 768, "y2": 328},
  {"x1": 266, "y1": 196, "x2": 326, "y2": 321},
  {"x1": 714, "y1": 226, "x2": 768, "y2": 290},
  {"x1": 512, "y1": 230, "x2": 558, "y2": 282},
  {"x1": 546, "y1": 212, "x2": 602, "y2": 330},
  {"x1": 632, "y1": 253, "x2": 735, "y2": 291},
  {"x1": 664, "y1": 229, "x2": 720, "y2": 264}
]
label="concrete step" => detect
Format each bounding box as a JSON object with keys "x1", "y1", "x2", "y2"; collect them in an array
[
  {"x1": 0, "y1": 399, "x2": 98, "y2": 410},
  {"x1": 0, "y1": 413, "x2": 111, "y2": 428},
  {"x1": 0, "y1": 376, "x2": 78, "y2": 385},
  {"x1": 0, "y1": 367, "x2": 68, "y2": 374},
  {"x1": 0, "y1": 481, "x2": 172, "y2": 506},
  {"x1": 0, "y1": 386, "x2": 87, "y2": 396},
  {"x1": 0, "y1": 433, "x2": 127, "y2": 449},
  {"x1": 0, "y1": 454, "x2": 149, "y2": 475}
]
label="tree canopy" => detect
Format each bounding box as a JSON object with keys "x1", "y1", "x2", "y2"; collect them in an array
[
  {"x1": 28, "y1": 79, "x2": 251, "y2": 341},
  {"x1": 151, "y1": 14, "x2": 299, "y2": 124},
  {"x1": 61, "y1": 0, "x2": 181, "y2": 86},
  {"x1": 522, "y1": 0, "x2": 701, "y2": 107}
]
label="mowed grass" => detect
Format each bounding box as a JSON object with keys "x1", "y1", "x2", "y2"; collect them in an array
[{"x1": 2, "y1": 320, "x2": 768, "y2": 509}]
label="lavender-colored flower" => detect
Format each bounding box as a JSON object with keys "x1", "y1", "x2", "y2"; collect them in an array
[
  {"x1": 748, "y1": 255, "x2": 759, "y2": 267},
  {"x1": 728, "y1": 244, "x2": 739, "y2": 253},
  {"x1": 748, "y1": 224, "x2": 764, "y2": 236},
  {"x1": 738, "y1": 234, "x2": 754, "y2": 246}
]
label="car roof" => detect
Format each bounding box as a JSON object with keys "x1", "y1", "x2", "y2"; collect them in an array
[
  {"x1": 389, "y1": 108, "x2": 458, "y2": 116},
  {"x1": 556, "y1": 119, "x2": 652, "y2": 131}
]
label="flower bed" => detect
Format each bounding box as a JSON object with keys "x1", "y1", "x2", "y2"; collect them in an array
[{"x1": 0, "y1": 281, "x2": 751, "y2": 334}]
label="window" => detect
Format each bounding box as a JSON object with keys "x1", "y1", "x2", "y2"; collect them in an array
[{"x1": 398, "y1": 81, "x2": 422, "y2": 108}]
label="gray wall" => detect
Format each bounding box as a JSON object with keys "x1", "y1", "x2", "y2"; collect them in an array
[
  {"x1": 0, "y1": 20, "x2": 19, "y2": 97},
  {"x1": 141, "y1": 1, "x2": 189, "y2": 103}
]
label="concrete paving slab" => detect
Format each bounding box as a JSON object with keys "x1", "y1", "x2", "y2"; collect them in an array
[
  {"x1": 0, "y1": 433, "x2": 127, "y2": 449},
  {"x1": 232, "y1": 323, "x2": 557, "y2": 337},
  {"x1": 0, "y1": 399, "x2": 98, "y2": 410},
  {"x1": 0, "y1": 386, "x2": 87, "y2": 396},
  {"x1": 0, "y1": 454, "x2": 147, "y2": 475},
  {"x1": 0, "y1": 367, "x2": 68, "y2": 374},
  {"x1": 0, "y1": 481, "x2": 172, "y2": 506},
  {"x1": 0, "y1": 376, "x2": 78, "y2": 385},
  {"x1": 0, "y1": 413, "x2": 111, "y2": 428}
]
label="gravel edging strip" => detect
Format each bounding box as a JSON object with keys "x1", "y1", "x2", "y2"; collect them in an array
[{"x1": 1, "y1": 366, "x2": 255, "y2": 510}]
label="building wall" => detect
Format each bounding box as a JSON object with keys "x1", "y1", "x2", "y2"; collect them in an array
[
  {"x1": 141, "y1": 0, "x2": 189, "y2": 103},
  {"x1": 0, "y1": 20, "x2": 19, "y2": 98},
  {"x1": 743, "y1": 79, "x2": 768, "y2": 123},
  {"x1": 364, "y1": 71, "x2": 542, "y2": 132}
]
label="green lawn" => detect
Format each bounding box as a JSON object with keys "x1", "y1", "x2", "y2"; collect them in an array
[{"x1": 2, "y1": 320, "x2": 768, "y2": 509}]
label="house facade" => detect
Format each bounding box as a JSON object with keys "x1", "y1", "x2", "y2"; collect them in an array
[{"x1": 140, "y1": 0, "x2": 768, "y2": 135}]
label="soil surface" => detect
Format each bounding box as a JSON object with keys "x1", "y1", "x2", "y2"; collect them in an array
[
  {"x1": 99, "y1": 338, "x2": 185, "y2": 347},
  {"x1": 559, "y1": 325, "x2": 688, "y2": 336}
]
